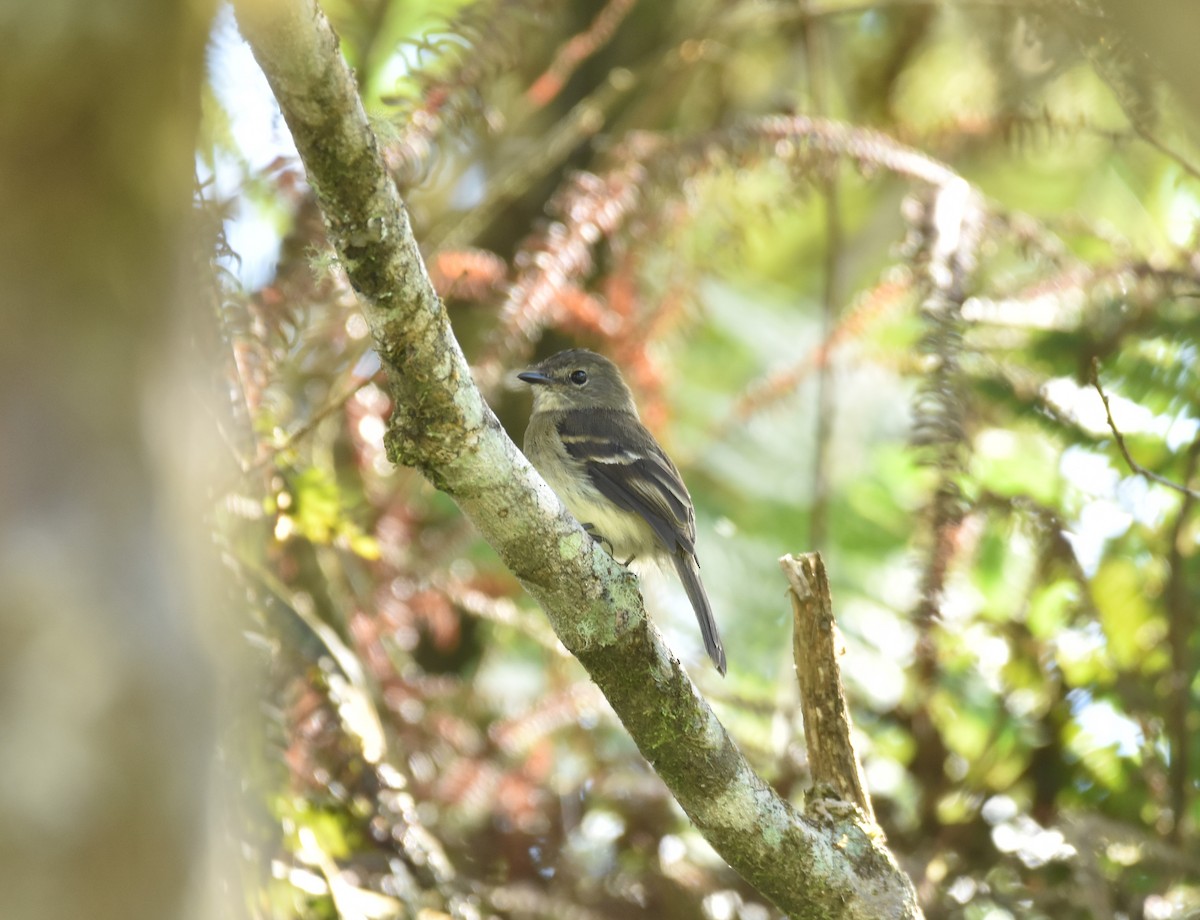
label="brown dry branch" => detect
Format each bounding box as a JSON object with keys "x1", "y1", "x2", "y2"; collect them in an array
[
  {"x1": 232, "y1": 0, "x2": 923, "y2": 914},
  {"x1": 782, "y1": 553, "x2": 876, "y2": 824}
]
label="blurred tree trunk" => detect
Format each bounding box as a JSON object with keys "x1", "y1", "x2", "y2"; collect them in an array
[{"x1": 0, "y1": 2, "x2": 218, "y2": 919}]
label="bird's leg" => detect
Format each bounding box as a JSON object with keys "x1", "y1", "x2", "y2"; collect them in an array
[
  {"x1": 581, "y1": 523, "x2": 637, "y2": 566},
  {"x1": 581, "y1": 523, "x2": 614, "y2": 556}
]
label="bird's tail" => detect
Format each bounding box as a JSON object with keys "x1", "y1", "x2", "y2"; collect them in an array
[{"x1": 672, "y1": 552, "x2": 727, "y2": 676}]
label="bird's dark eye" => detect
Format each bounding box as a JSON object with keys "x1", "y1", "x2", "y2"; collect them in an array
[{"x1": 569, "y1": 369, "x2": 588, "y2": 385}]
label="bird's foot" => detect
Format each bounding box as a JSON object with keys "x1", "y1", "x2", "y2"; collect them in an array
[
  {"x1": 581, "y1": 524, "x2": 637, "y2": 566},
  {"x1": 581, "y1": 523, "x2": 614, "y2": 556}
]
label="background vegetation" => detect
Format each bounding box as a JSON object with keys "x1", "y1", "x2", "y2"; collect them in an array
[{"x1": 195, "y1": 1, "x2": 1200, "y2": 917}]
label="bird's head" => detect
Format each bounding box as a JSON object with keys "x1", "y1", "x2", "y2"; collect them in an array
[{"x1": 517, "y1": 348, "x2": 639, "y2": 414}]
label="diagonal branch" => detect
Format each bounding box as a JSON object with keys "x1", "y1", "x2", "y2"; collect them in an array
[{"x1": 231, "y1": 0, "x2": 922, "y2": 914}]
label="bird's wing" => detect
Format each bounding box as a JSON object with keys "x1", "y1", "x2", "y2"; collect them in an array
[{"x1": 555, "y1": 408, "x2": 696, "y2": 554}]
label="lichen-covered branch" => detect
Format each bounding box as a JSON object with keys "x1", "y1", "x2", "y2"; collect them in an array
[{"x1": 232, "y1": 0, "x2": 921, "y2": 914}]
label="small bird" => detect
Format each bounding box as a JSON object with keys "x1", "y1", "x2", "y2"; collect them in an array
[{"x1": 517, "y1": 348, "x2": 727, "y2": 675}]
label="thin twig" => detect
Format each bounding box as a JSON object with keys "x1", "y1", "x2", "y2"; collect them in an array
[{"x1": 1089, "y1": 357, "x2": 1200, "y2": 500}]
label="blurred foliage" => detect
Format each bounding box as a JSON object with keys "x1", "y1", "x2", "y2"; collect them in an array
[{"x1": 200, "y1": 0, "x2": 1200, "y2": 917}]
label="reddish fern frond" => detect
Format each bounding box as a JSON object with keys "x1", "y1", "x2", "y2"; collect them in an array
[
  {"x1": 525, "y1": 0, "x2": 638, "y2": 108},
  {"x1": 349, "y1": 607, "x2": 399, "y2": 682},
  {"x1": 614, "y1": 339, "x2": 670, "y2": 430},
  {"x1": 492, "y1": 764, "x2": 553, "y2": 832},
  {"x1": 475, "y1": 163, "x2": 645, "y2": 384},
  {"x1": 372, "y1": 580, "x2": 456, "y2": 652},
  {"x1": 601, "y1": 247, "x2": 642, "y2": 323},
  {"x1": 476, "y1": 115, "x2": 976, "y2": 395},
  {"x1": 554, "y1": 284, "x2": 622, "y2": 337},
  {"x1": 430, "y1": 247, "x2": 509, "y2": 302},
  {"x1": 433, "y1": 741, "x2": 555, "y2": 833}
]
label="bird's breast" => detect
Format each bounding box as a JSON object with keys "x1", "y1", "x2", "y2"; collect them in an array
[{"x1": 523, "y1": 415, "x2": 657, "y2": 559}]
